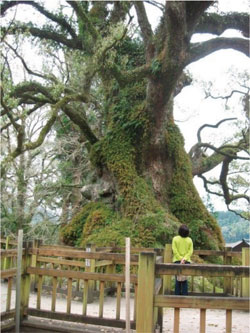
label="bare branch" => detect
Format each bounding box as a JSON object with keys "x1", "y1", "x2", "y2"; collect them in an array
[
  {"x1": 145, "y1": 1, "x2": 164, "y2": 11},
  {"x1": 205, "y1": 89, "x2": 249, "y2": 100},
  {"x1": 4, "y1": 41, "x2": 58, "y2": 83},
  {"x1": 197, "y1": 118, "x2": 237, "y2": 143},
  {"x1": 227, "y1": 206, "x2": 250, "y2": 221},
  {"x1": 198, "y1": 174, "x2": 224, "y2": 197}
]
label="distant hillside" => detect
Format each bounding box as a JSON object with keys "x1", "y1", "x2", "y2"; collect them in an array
[{"x1": 215, "y1": 211, "x2": 249, "y2": 243}]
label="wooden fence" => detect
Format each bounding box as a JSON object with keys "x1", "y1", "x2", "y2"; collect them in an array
[{"x1": 0, "y1": 237, "x2": 249, "y2": 333}]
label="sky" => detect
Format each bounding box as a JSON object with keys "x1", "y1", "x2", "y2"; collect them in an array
[{"x1": 3, "y1": 0, "x2": 249, "y2": 212}]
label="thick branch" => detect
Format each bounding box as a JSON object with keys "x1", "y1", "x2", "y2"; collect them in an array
[
  {"x1": 188, "y1": 37, "x2": 249, "y2": 65},
  {"x1": 62, "y1": 105, "x2": 98, "y2": 145},
  {"x1": 109, "y1": 2, "x2": 132, "y2": 24},
  {"x1": 66, "y1": 1, "x2": 99, "y2": 41},
  {"x1": 2, "y1": 24, "x2": 82, "y2": 50},
  {"x1": 191, "y1": 139, "x2": 249, "y2": 176},
  {"x1": 133, "y1": 1, "x2": 154, "y2": 62},
  {"x1": 7, "y1": 81, "x2": 55, "y2": 106},
  {"x1": 195, "y1": 12, "x2": 249, "y2": 38},
  {"x1": 220, "y1": 157, "x2": 250, "y2": 205},
  {"x1": 220, "y1": 156, "x2": 233, "y2": 204}
]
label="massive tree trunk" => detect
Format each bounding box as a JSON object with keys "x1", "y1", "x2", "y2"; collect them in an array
[{"x1": 61, "y1": 2, "x2": 227, "y2": 249}]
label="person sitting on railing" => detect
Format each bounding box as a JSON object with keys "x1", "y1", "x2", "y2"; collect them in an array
[{"x1": 172, "y1": 224, "x2": 193, "y2": 295}]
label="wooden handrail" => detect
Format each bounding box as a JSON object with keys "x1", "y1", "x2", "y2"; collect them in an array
[
  {"x1": 0, "y1": 238, "x2": 17, "y2": 246},
  {"x1": 154, "y1": 295, "x2": 249, "y2": 310},
  {"x1": 155, "y1": 263, "x2": 249, "y2": 277},
  {"x1": 28, "y1": 248, "x2": 139, "y2": 263},
  {"x1": 194, "y1": 249, "x2": 241, "y2": 258},
  {"x1": 27, "y1": 266, "x2": 138, "y2": 283},
  {"x1": 0, "y1": 249, "x2": 23, "y2": 257},
  {"x1": 1, "y1": 268, "x2": 17, "y2": 278}
]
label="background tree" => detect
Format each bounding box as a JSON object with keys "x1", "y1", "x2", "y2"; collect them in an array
[
  {"x1": 1, "y1": 1, "x2": 249, "y2": 249},
  {"x1": 188, "y1": 69, "x2": 249, "y2": 219}
]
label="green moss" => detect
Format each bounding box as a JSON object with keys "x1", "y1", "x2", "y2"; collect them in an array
[
  {"x1": 60, "y1": 202, "x2": 109, "y2": 247},
  {"x1": 165, "y1": 122, "x2": 224, "y2": 250},
  {"x1": 61, "y1": 199, "x2": 179, "y2": 248},
  {"x1": 82, "y1": 210, "x2": 178, "y2": 248}
]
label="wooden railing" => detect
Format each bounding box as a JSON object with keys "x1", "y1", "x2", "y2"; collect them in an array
[
  {"x1": 137, "y1": 251, "x2": 249, "y2": 333},
  {"x1": 0, "y1": 246, "x2": 19, "y2": 331},
  {"x1": 1, "y1": 237, "x2": 249, "y2": 333}
]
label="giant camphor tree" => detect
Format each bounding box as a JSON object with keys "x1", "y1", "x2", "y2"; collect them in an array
[{"x1": 1, "y1": 1, "x2": 249, "y2": 249}]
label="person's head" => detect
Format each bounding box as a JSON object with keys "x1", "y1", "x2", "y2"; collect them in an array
[{"x1": 178, "y1": 224, "x2": 189, "y2": 238}]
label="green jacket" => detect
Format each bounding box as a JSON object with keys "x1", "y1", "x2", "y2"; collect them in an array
[{"x1": 172, "y1": 235, "x2": 193, "y2": 262}]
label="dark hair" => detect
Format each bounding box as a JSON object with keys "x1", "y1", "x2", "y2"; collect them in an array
[{"x1": 178, "y1": 224, "x2": 189, "y2": 238}]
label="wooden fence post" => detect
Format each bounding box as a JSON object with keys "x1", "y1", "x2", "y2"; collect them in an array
[
  {"x1": 242, "y1": 247, "x2": 250, "y2": 297},
  {"x1": 20, "y1": 241, "x2": 32, "y2": 320},
  {"x1": 125, "y1": 237, "x2": 131, "y2": 333},
  {"x1": 136, "y1": 252, "x2": 156, "y2": 333},
  {"x1": 85, "y1": 244, "x2": 95, "y2": 303},
  {"x1": 3, "y1": 236, "x2": 10, "y2": 270},
  {"x1": 30, "y1": 239, "x2": 41, "y2": 291},
  {"x1": 163, "y1": 244, "x2": 172, "y2": 295},
  {"x1": 224, "y1": 247, "x2": 232, "y2": 295},
  {"x1": 15, "y1": 230, "x2": 23, "y2": 333}
]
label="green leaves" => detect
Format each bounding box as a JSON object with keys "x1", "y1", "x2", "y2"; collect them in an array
[{"x1": 151, "y1": 59, "x2": 162, "y2": 75}]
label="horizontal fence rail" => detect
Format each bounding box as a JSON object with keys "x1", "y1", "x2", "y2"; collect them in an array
[
  {"x1": 154, "y1": 295, "x2": 249, "y2": 310},
  {"x1": 156, "y1": 263, "x2": 250, "y2": 277},
  {"x1": 28, "y1": 248, "x2": 139, "y2": 263},
  {"x1": 27, "y1": 266, "x2": 138, "y2": 283}
]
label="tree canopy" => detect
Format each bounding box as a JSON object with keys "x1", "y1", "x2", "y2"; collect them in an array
[{"x1": 1, "y1": 1, "x2": 249, "y2": 248}]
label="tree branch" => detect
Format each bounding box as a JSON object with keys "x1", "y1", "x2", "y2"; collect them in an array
[
  {"x1": 62, "y1": 105, "x2": 98, "y2": 145},
  {"x1": 226, "y1": 206, "x2": 249, "y2": 221},
  {"x1": 195, "y1": 12, "x2": 249, "y2": 38},
  {"x1": 4, "y1": 41, "x2": 58, "y2": 83},
  {"x1": 185, "y1": 1, "x2": 214, "y2": 34},
  {"x1": 66, "y1": 1, "x2": 99, "y2": 41},
  {"x1": 1, "y1": 109, "x2": 57, "y2": 179},
  {"x1": 205, "y1": 89, "x2": 248, "y2": 100},
  {"x1": 188, "y1": 37, "x2": 249, "y2": 65},
  {"x1": 198, "y1": 174, "x2": 225, "y2": 197},
  {"x1": 1, "y1": 1, "x2": 77, "y2": 39},
  {"x1": 2, "y1": 24, "x2": 82, "y2": 50},
  {"x1": 133, "y1": 1, "x2": 154, "y2": 62},
  {"x1": 1, "y1": 93, "x2": 93, "y2": 177},
  {"x1": 197, "y1": 118, "x2": 237, "y2": 143},
  {"x1": 220, "y1": 157, "x2": 250, "y2": 205}
]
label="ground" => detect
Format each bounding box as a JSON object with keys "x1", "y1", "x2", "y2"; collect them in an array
[{"x1": 1, "y1": 281, "x2": 249, "y2": 333}]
